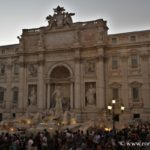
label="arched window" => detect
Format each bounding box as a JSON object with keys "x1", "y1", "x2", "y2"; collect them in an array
[{"x1": 50, "y1": 66, "x2": 70, "y2": 79}]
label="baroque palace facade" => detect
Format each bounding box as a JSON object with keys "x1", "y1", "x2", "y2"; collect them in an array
[{"x1": 0, "y1": 6, "x2": 150, "y2": 126}]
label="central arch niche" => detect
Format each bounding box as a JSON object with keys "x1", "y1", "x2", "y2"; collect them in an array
[
  {"x1": 48, "y1": 64, "x2": 73, "y2": 112},
  {"x1": 51, "y1": 66, "x2": 70, "y2": 79}
]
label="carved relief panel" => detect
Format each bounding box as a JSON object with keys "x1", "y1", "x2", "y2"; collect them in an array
[
  {"x1": 84, "y1": 60, "x2": 96, "y2": 75},
  {"x1": 27, "y1": 64, "x2": 38, "y2": 77},
  {"x1": 81, "y1": 29, "x2": 98, "y2": 46}
]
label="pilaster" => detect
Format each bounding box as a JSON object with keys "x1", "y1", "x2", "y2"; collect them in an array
[
  {"x1": 74, "y1": 49, "x2": 81, "y2": 110},
  {"x1": 47, "y1": 83, "x2": 50, "y2": 109},
  {"x1": 120, "y1": 54, "x2": 129, "y2": 109},
  {"x1": 37, "y1": 54, "x2": 45, "y2": 110},
  {"x1": 70, "y1": 83, "x2": 74, "y2": 109},
  {"x1": 96, "y1": 47, "x2": 105, "y2": 110},
  {"x1": 5, "y1": 59, "x2": 12, "y2": 109},
  {"x1": 18, "y1": 56, "x2": 25, "y2": 110},
  {"x1": 140, "y1": 53, "x2": 150, "y2": 109}
]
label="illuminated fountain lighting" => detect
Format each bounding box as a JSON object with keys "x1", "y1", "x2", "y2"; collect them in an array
[
  {"x1": 62, "y1": 121, "x2": 67, "y2": 125},
  {"x1": 48, "y1": 127, "x2": 53, "y2": 130},
  {"x1": 104, "y1": 127, "x2": 111, "y2": 131},
  {"x1": 26, "y1": 119, "x2": 32, "y2": 125},
  {"x1": 9, "y1": 126, "x2": 17, "y2": 132},
  {"x1": 9, "y1": 127, "x2": 15, "y2": 132},
  {"x1": 71, "y1": 118, "x2": 76, "y2": 125}
]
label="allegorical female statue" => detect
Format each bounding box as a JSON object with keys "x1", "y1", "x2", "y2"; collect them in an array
[
  {"x1": 51, "y1": 86, "x2": 63, "y2": 116},
  {"x1": 27, "y1": 86, "x2": 37, "y2": 112}
]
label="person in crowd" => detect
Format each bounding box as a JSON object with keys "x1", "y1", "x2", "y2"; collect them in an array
[{"x1": 0, "y1": 120, "x2": 149, "y2": 150}]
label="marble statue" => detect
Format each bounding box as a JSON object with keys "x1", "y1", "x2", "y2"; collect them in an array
[
  {"x1": 63, "y1": 12, "x2": 75, "y2": 26},
  {"x1": 86, "y1": 83, "x2": 96, "y2": 106},
  {"x1": 46, "y1": 6, "x2": 75, "y2": 29},
  {"x1": 51, "y1": 86, "x2": 63, "y2": 116},
  {"x1": 28, "y1": 86, "x2": 37, "y2": 113}
]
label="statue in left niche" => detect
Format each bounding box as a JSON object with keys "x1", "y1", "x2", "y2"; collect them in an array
[
  {"x1": 27, "y1": 85, "x2": 37, "y2": 113},
  {"x1": 28, "y1": 86, "x2": 37, "y2": 106},
  {"x1": 46, "y1": 6, "x2": 75, "y2": 29}
]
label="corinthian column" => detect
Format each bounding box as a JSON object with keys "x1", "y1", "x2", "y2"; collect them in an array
[
  {"x1": 46, "y1": 83, "x2": 50, "y2": 109},
  {"x1": 37, "y1": 54, "x2": 45, "y2": 110},
  {"x1": 74, "y1": 49, "x2": 81, "y2": 110},
  {"x1": 70, "y1": 83, "x2": 74, "y2": 109},
  {"x1": 96, "y1": 47, "x2": 105, "y2": 110},
  {"x1": 120, "y1": 54, "x2": 129, "y2": 109},
  {"x1": 140, "y1": 53, "x2": 150, "y2": 111},
  {"x1": 5, "y1": 59, "x2": 12, "y2": 109},
  {"x1": 18, "y1": 56, "x2": 25, "y2": 111}
]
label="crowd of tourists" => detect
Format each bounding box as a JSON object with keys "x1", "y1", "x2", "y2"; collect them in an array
[{"x1": 0, "y1": 121, "x2": 150, "y2": 150}]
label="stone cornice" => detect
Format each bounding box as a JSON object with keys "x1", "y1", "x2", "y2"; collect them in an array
[
  {"x1": 139, "y1": 52, "x2": 149, "y2": 60},
  {"x1": 37, "y1": 53, "x2": 45, "y2": 65},
  {"x1": 37, "y1": 60, "x2": 45, "y2": 65},
  {"x1": 106, "y1": 41, "x2": 150, "y2": 49},
  {"x1": 19, "y1": 62, "x2": 26, "y2": 68},
  {"x1": 96, "y1": 55, "x2": 104, "y2": 62},
  {"x1": 120, "y1": 53, "x2": 129, "y2": 60},
  {"x1": 80, "y1": 56, "x2": 103, "y2": 63},
  {"x1": 129, "y1": 101, "x2": 144, "y2": 109},
  {"x1": 23, "y1": 18, "x2": 108, "y2": 36},
  {"x1": 74, "y1": 57, "x2": 81, "y2": 63},
  {"x1": 6, "y1": 64, "x2": 12, "y2": 69}
]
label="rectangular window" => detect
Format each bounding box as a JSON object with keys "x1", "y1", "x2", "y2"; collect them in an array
[
  {"x1": 113, "y1": 114, "x2": 119, "y2": 122},
  {"x1": 133, "y1": 114, "x2": 140, "y2": 119},
  {"x1": 1, "y1": 50, "x2": 5, "y2": 54},
  {"x1": 0, "y1": 113, "x2": 2, "y2": 121},
  {"x1": 130, "y1": 35, "x2": 136, "y2": 42},
  {"x1": 14, "y1": 64, "x2": 19, "y2": 75},
  {"x1": 112, "y1": 37, "x2": 117, "y2": 44},
  {"x1": 112, "y1": 56, "x2": 118, "y2": 69},
  {"x1": 0, "y1": 91, "x2": 4, "y2": 103},
  {"x1": 112, "y1": 88, "x2": 119, "y2": 100},
  {"x1": 0, "y1": 64, "x2": 5, "y2": 75},
  {"x1": 12, "y1": 113, "x2": 16, "y2": 118},
  {"x1": 131, "y1": 55, "x2": 138, "y2": 68},
  {"x1": 13, "y1": 91, "x2": 18, "y2": 103},
  {"x1": 132, "y1": 87, "x2": 139, "y2": 101}
]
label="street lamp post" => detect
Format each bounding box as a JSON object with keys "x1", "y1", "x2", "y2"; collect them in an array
[
  {"x1": 112, "y1": 100, "x2": 116, "y2": 134},
  {"x1": 107, "y1": 99, "x2": 125, "y2": 136}
]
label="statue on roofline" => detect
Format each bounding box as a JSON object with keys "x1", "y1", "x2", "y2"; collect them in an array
[{"x1": 46, "y1": 6, "x2": 75, "y2": 29}]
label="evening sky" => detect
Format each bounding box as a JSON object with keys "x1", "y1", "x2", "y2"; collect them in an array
[{"x1": 0, "y1": 0, "x2": 150, "y2": 45}]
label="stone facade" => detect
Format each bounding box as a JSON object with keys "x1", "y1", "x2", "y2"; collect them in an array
[{"x1": 0, "y1": 6, "x2": 150, "y2": 127}]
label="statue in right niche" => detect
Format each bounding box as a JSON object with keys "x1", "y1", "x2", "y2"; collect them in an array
[{"x1": 85, "y1": 83, "x2": 96, "y2": 106}]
